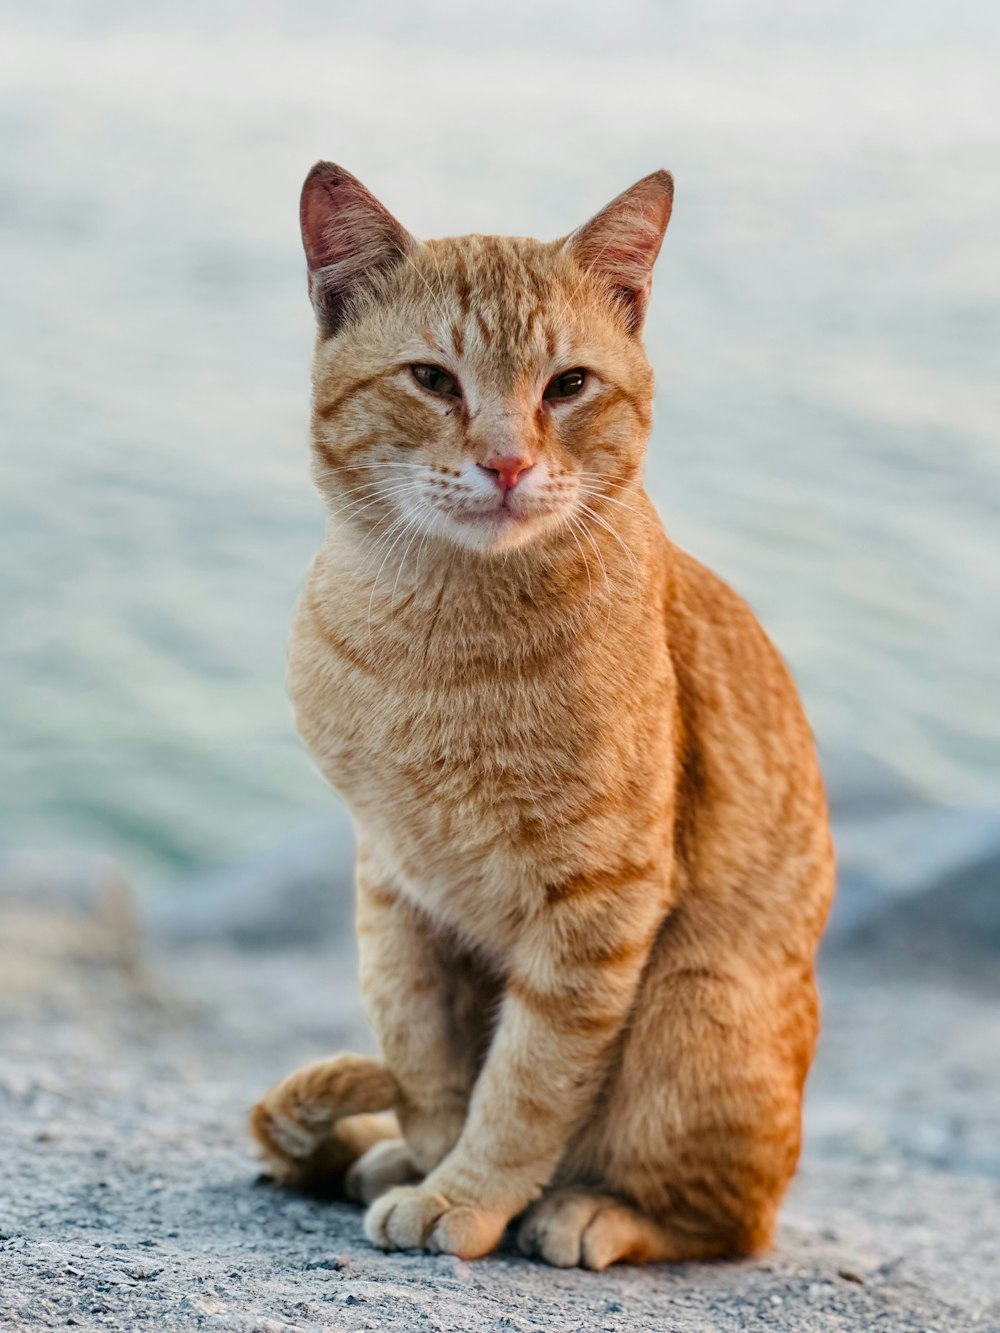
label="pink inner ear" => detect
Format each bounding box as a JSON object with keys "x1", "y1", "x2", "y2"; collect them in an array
[
  {"x1": 566, "y1": 172, "x2": 673, "y2": 330},
  {"x1": 300, "y1": 163, "x2": 414, "y2": 332}
]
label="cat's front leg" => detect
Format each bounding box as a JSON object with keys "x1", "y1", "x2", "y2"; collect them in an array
[
  {"x1": 365, "y1": 866, "x2": 667, "y2": 1259},
  {"x1": 355, "y1": 860, "x2": 479, "y2": 1177}
]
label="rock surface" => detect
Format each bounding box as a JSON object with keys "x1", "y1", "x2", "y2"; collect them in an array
[{"x1": 1, "y1": 872, "x2": 998, "y2": 1332}]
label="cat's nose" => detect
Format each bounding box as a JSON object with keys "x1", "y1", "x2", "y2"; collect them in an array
[{"x1": 477, "y1": 455, "x2": 535, "y2": 494}]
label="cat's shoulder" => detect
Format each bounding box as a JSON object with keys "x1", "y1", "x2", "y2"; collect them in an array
[
  {"x1": 666, "y1": 542, "x2": 767, "y2": 642},
  {"x1": 664, "y1": 540, "x2": 803, "y2": 721}
]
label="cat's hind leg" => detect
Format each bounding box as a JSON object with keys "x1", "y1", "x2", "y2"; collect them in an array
[
  {"x1": 517, "y1": 1189, "x2": 728, "y2": 1270},
  {"x1": 543, "y1": 907, "x2": 823, "y2": 1267},
  {"x1": 250, "y1": 1053, "x2": 403, "y2": 1198}
]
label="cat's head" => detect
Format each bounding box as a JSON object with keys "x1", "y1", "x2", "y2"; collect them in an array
[{"x1": 301, "y1": 163, "x2": 672, "y2": 556}]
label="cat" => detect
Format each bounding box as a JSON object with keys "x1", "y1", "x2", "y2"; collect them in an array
[{"x1": 250, "y1": 162, "x2": 834, "y2": 1270}]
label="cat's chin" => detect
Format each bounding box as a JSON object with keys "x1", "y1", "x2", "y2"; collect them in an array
[{"x1": 435, "y1": 507, "x2": 564, "y2": 556}]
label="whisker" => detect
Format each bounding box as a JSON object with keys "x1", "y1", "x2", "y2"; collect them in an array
[
  {"x1": 402, "y1": 246, "x2": 451, "y2": 330},
  {"x1": 312, "y1": 461, "x2": 424, "y2": 487},
  {"x1": 358, "y1": 509, "x2": 412, "y2": 581},
  {"x1": 360, "y1": 502, "x2": 413, "y2": 566},
  {"x1": 334, "y1": 476, "x2": 422, "y2": 502},
  {"x1": 554, "y1": 227, "x2": 623, "y2": 325},
  {"x1": 366, "y1": 513, "x2": 421, "y2": 645},
  {"x1": 389, "y1": 515, "x2": 428, "y2": 611},
  {"x1": 580, "y1": 471, "x2": 643, "y2": 489},
  {"x1": 578, "y1": 503, "x2": 642, "y2": 582},
  {"x1": 564, "y1": 514, "x2": 593, "y2": 619},
  {"x1": 420, "y1": 562, "x2": 452, "y2": 669},
  {"x1": 577, "y1": 486, "x2": 651, "y2": 524},
  {"x1": 412, "y1": 510, "x2": 439, "y2": 588},
  {"x1": 313, "y1": 460, "x2": 424, "y2": 474},
  {"x1": 329, "y1": 478, "x2": 421, "y2": 506},
  {"x1": 324, "y1": 482, "x2": 423, "y2": 527},
  {"x1": 425, "y1": 243, "x2": 452, "y2": 329},
  {"x1": 568, "y1": 511, "x2": 613, "y2": 642}
]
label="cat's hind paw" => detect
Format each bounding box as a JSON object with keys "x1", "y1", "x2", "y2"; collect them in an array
[{"x1": 517, "y1": 1188, "x2": 681, "y2": 1270}]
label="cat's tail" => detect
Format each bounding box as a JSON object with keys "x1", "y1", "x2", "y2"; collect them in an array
[{"x1": 249, "y1": 1053, "x2": 401, "y2": 1197}]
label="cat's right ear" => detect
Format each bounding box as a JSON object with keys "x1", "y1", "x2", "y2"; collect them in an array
[{"x1": 300, "y1": 163, "x2": 415, "y2": 336}]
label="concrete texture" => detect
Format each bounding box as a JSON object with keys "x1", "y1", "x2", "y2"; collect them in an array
[{"x1": 1, "y1": 873, "x2": 998, "y2": 1332}]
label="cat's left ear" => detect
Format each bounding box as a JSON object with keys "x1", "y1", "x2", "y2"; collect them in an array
[{"x1": 564, "y1": 171, "x2": 674, "y2": 333}]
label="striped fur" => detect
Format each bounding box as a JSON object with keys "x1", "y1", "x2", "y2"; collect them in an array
[{"x1": 250, "y1": 165, "x2": 834, "y2": 1268}]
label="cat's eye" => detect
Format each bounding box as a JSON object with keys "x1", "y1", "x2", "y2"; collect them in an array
[
  {"x1": 411, "y1": 364, "x2": 461, "y2": 399},
  {"x1": 543, "y1": 369, "x2": 587, "y2": 400}
]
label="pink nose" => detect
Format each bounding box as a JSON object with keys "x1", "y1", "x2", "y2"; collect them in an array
[{"x1": 478, "y1": 455, "x2": 535, "y2": 494}]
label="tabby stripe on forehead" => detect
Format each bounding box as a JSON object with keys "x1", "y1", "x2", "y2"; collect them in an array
[
  {"x1": 522, "y1": 302, "x2": 543, "y2": 343},
  {"x1": 452, "y1": 253, "x2": 473, "y2": 318}
]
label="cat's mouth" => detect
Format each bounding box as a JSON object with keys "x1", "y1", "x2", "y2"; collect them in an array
[
  {"x1": 447, "y1": 508, "x2": 536, "y2": 542},
  {"x1": 448, "y1": 506, "x2": 522, "y2": 526},
  {"x1": 434, "y1": 498, "x2": 562, "y2": 551}
]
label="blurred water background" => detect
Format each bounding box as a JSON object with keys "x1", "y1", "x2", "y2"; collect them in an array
[{"x1": 1, "y1": 1, "x2": 998, "y2": 905}]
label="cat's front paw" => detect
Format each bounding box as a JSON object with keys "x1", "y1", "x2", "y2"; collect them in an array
[{"x1": 363, "y1": 1184, "x2": 507, "y2": 1259}]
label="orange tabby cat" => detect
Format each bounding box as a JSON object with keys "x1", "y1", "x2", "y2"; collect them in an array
[{"x1": 250, "y1": 162, "x2": 834, "y2": 1269}]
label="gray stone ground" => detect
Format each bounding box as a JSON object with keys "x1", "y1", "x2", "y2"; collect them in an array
[{"x1": 1, "y1": 872, "x2": 998, "y2": 1332}]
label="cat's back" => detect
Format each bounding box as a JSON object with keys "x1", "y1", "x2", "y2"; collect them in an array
[
  {"x1": 663, "y1": 540, "x2": 833, "y2": 944},
  {"x1": 665, "y1": 541, "x2": 811, "y2": 754}
]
